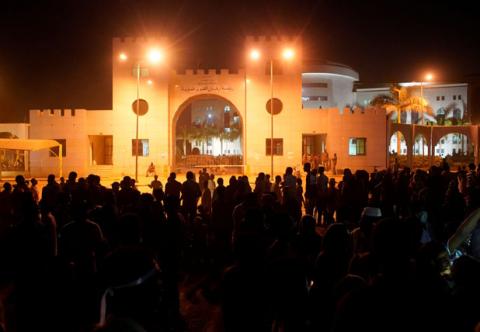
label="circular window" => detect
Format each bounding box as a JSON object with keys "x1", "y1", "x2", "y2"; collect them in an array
[
  {"x1": 132, "y1": 99, "x2": 149, "y2": 116},
  {"x1": 266, "y1": 98, "x2": 283, "y2": 115}
]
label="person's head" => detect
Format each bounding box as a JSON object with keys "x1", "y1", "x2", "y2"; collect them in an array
[
  {"x1": 329, "y1": 178, "x2": 336, "y2": 188},
  {"x1": 111, "y1": 181, "x2": 120, "y2": 191},
  {"x1": 229, "y1": 176, "x2": 237, "y2": 186},
  {"x1": 304, "y1": 162, "x2": 311, "y2": 172},
  {"x1": 210, "y1": 174, "x2": 214, "y2": 180},
  {"x1": 285, "y1": 167, "x2": 293, "y2": 175},
  {"x1": 68, "y1": 171, "x2": 77, "y2": 182},
  {"x1": 169, "y1": 172, "x2": 176, "y2": 180},
  {"x1": 359, "y1": 207, "x2": 382, "y2": 234},
  {"x1": 3, "y1": 182, "x2": 12, "y2": 193},
  {"x1": 154, "y1": 175, "x2": 158, "y2": 180},
  {"x1": 299, "y1": 214, "x2": 316, "y2": 234},
  {"x1": 47, "y1": 174, "x2": 55, "y2": 184},
  {"x1": 469, "y1": 163, "x2": 476, "y2": 171},
  {"x1": 186, "y1": 171, "x2": 194, "y2": 180},
  {"x1": 15, "y1": 175, "x2": 25, "y2": 186},
  {"x1": 30, "y1": 178, "x2": 38, "y2": 186},
  {"x1": 275, "y1": 175, "x2": 282, "y2": 183},
  {"x1": 202, "y1": 167, "x2": 207, "y2": 173},
  {"x1": 60, "y1": 177, "x2": 65, "y2": 184},
  {"x1": 318, "y1": 166, "x2": 325, "y2": 174},
  {"x1": 217, "y1": 177, "x2": 224, "y2": 186}
]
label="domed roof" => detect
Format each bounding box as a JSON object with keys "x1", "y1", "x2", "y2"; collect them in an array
[{"x1": 302, "y1": 61, "x2": 359, "y2": 80}]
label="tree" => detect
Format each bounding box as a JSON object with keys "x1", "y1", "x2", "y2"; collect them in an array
[
  {"x1": 370, "y1": 84, "x2": 433, "y2": 124},
  {"x1": 370, "y1": 84, "x2": 433, "y2": 154}
]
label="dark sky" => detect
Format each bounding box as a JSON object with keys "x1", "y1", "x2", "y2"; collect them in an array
[{"x1": 1, "y1": 0, "x2": 479, "y2": 122}]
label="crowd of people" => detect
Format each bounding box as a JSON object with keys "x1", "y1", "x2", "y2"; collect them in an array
[{"x1": 0, "y1": 162, "x2": 479, "y2": 331}]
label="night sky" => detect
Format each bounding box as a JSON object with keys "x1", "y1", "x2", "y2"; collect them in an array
[{"x1": 1, "y1": 0, "x2": 479, "y2": 122}]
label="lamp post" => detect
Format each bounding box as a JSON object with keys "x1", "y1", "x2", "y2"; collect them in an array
[
  {"x1": 119, "y1": 48, "x2": 164, "y2": 182},
  {"x1": 249, "y1": 47, "x2": 294, "y2": 177},
  {"x1": 420, "y1": 73, "x2": 433, "y2": 157}
]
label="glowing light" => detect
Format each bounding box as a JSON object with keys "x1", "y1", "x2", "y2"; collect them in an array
[
  {"x1": 119, "y1": 52, "x2": 128, "y2": 61},
  {"x1": 425, "y1": 73, "x2": 434, "y2": 81},
  {"x1": 147, "y1": 48, "x2": 164, "y2": 64},
  {"x1": 282, "y1": 48, "x2": 295, "y2": 60},
  {"x1": 208, "y1": 113, "x2": 212, "y2": 119},
  {"x1": 147, "y1": 79, "x2": 153, "y2": 85},
  {"x1": 250, "y1": 49, "x2": 261, "y2": 61}
]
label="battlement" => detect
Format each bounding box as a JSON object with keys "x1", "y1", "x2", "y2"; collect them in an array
[
  {"x1": 337, "y1": 106, "x2": 386, "y2": 117},
  {"x1": 245, "y1": 35, "x2": 298, "y2": 43},
  {"x1": 113, "y1": 36, "x2": 169, "y2": 46},
  {"x1": 30, "y1": 108, "x2": 87, "y2": 118},
  {"x1": 174, "y1": 68, "x2": 244, "y2": 76}
]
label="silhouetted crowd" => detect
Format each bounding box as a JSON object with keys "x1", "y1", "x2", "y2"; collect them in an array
[{"x1": 0, "y1": 162, "x2": 480, "y2": 332}]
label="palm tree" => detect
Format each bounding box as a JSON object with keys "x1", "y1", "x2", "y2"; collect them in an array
[{"x1": 370, "y1": 84, "x2": 433, "y2": 154}]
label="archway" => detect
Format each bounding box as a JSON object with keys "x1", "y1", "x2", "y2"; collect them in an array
[
  {"x1": 389, "y1": 131, "x2": 407, "y2": 155},
  {"x1": 434, "y1": 133, "x2": 470, "y2": 159},
  {"x1": 173, "y1": 94, "x2": 243, "y2": 172},
  {"x1": 413, "y1": 134, "x2": 429, "y2": 156}
]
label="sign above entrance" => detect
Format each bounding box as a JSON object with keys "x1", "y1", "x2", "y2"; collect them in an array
[
  {"x1": 132, "y1": 99, "x2": 149, "y2": 116},
  {"x1": 177, "y1": 77, "x2": 234, "y2": 93}
]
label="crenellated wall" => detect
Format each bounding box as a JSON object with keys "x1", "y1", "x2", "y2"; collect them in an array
[{"x1": 29, "y1": 109, "x2": 89, "y2": 176}]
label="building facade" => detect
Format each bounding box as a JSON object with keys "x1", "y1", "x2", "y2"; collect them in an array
[{"x1": 11, "y1": 36, "x2": 475, "y2": 178}]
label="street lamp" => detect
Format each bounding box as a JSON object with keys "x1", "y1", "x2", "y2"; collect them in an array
[
  {"x1": 420, "y1": 72, "x2": 433, "y2": 125},
  {"x1": 249, "y1": 47, "x2": 295, "y2": 177},
  {"x1": 419, "y1": 73, "x2": 433, "y2": 158},
  {"x1": 119, "y1": 47, "x2": 164, "y2": 182}
]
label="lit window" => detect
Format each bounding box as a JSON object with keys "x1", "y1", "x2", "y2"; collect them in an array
[
  {"x1": 132, "y1": 139, "x2": 149, "y2": 156},
  {"x1": 50, "y1": 139, "x2": 67, "y2": 157},
  {"x1": 266, "y1": 138, "x2": 283, "y2": 156},
  {"x1": 349, "y1": 138, "x2": 366, "y2": 156},
  {"x1": 302, "y1": 82, "x2": 328, "y2": 88}
]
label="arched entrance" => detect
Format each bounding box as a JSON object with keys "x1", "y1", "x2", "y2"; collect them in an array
[
  {"x1": 172, "y1": 94, "x2": 243, "y2": 173},
  {"x1": 389, "y1": 131, "x2": 407, "y2": 155}
]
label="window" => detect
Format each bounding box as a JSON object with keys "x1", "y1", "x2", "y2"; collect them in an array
[
  {"x1": 453, "y1": 95, "x2": 457, "y2": 100},
  {"x1": 132, "y1": 139, "x2": 149, "y2": 156},
  {"x1": 441, "y1": 96, "x2": 445, "y2": 101},
  {"x1": 348, "y1": 138, "x2": 366, "y2": 156},
  {"x1": 266, "y1": 138, "x2": 283, "y2": 156},
  {"x1": 436, "y1": 96, "x2": 440, "y2": 101},
  {"x1": 302, "y1": 82, "x2": 328, "y2": 88},
  {"x1": 50, "y1": 139, "x2": 67, "y2": 157},
  {"x1": 458, "y1": 95, "x2": 462, "y2": 100},
  {"x1": 304, "y1": 96, "x2": 328, "y2": 101}
]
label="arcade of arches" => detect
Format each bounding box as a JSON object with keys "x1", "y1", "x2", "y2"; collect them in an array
[
  {"x1": 173, "y1": 95, "x2": 243, "y2": 172},
  {"x1": 388, "y1": 123, "x2": 480, "y2": 168}
]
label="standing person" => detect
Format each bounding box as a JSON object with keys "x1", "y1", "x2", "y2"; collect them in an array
[
  {"x1": 207, "y1": 174, "x2": 216, "y2": 198},
  {"x1": 324, "y1": 149, "x2": 330, "y2": 171},
  {"x1": 265, "y1": 174, "x2": 272, "y2": 193},
  {"x1": 316, "y1": 166, "x2": 329, "y2": 225},
  {"x1": 304, "y1": 163, "x2": 317, "y2": 216},
  {"x1": 181, "y1": 171, "x2": 202, "y2": 222},
  {"x1": 326, "y1": 178, "x2": 339, "y2": 224},
  {"x1": 332, "y1": 153, "x2": 338, "y2": 175},
  {"x1": 200, "y1": 180, "x2": 212, "y2": 217},
  {"x1": 273, "y1": 175, "x2": 283, "y2": 203},
  {"x1": 148, "y1": 174, "x2": 163, "y2": 192},
  {"x1": 30, "y1": 178, "x2": 40, "y2": 205},
  {"x1": 165, "y1": 172, "x2": 182, "y2": 200}
]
